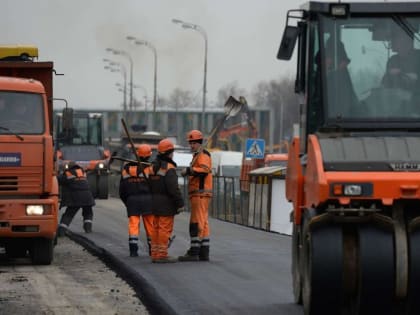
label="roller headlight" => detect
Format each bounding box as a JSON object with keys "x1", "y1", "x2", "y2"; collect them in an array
[
  {"x1": 331, "y1": 183, "x2": 372, "y2": 197},
  {"x1": 26, "y1": 205, "x2": 44, "y2": 215}
]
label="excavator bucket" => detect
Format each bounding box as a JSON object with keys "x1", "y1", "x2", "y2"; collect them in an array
[
  {"x1": 223, "y1": 96, "x2": 246, "y2": 119},
  {"x1": 204, "y1": 96, "x2": 248, "y2": 151}
]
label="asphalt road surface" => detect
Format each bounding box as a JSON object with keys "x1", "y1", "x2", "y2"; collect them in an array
[{"x1": 66, "y1": 198, "x2": 303, "y2": 315}]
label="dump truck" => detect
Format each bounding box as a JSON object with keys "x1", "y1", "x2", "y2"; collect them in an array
[
  {"x1": 0, "y1": 53, "x2": 59, "y2": 264},
  {"x1": 278, "y1": 2, "x2": 420, "y2": 314},
  {"x1": 55, "y1": 108, "x2": 110, "y2": 199}
]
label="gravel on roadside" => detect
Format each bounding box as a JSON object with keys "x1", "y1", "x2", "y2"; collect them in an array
[{"x1": 0, "y1": 236, "x2": 149, "y2": 315}]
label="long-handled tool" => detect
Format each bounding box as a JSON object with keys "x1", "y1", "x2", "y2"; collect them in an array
[
  {"x1": 109, "y1": 154, "x2": 151, "y2": 166},
  {"x1": 189, "y1": 95, "x2": 246, "y2": 167},
  {"x1": 120, "y1": 119, "x2": 150, "y2": 182}
]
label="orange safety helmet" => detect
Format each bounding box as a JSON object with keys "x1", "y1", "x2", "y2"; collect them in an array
[
  {"x1": 137, "y1": 144, "x2": 152, "y2": 158},
  {"x1": 187, "y1": 129, "x2": 203, "y2": 142},
  {"x1": 158, "y1": 138, "x2": 175, "y2": 154}
]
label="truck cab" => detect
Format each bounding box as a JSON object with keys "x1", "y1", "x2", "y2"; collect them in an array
[
  {"x1": 55, "y1": 108, "x2": 110, "y2": 199},
  {"x1": 0, "y1": 59, "x2": 58, "y2": 265}
]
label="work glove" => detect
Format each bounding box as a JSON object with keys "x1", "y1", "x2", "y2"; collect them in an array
[
  {"x1": 176, "y1": 207, "x2": 185, "y2": 214},
  {"x1": 181, "y1": 167, "x2": 190, "y2": 177}
]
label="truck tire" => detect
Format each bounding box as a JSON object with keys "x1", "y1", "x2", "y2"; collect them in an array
[
  {"x1": 30, "y1": 238, "x2": 54, "y2": 265},
  {"x1": 356, "y1": 225, "x2": 395, "y2": 315},
  {"x1": 302, "y1": 222, "x2": 343, "y2": 315},
  {"x1": 292, "y1": 222, "x2": 302, "y2": 304},
  {"x1": 408, "y1": 227, "x2": 420, "y2": 315},
  {"x1": 5, "y1": 243, "x2": 28, "y2": 258},
  {"x1": 97, "y1": 174, "x2": 108, "y2": 199},
  {"x1": 87, "y1": 173, "x2": 98, "y2": 197}
]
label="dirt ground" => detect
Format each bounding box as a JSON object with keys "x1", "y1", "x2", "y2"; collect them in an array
[{"x1": 0, "y1": 236, "x2": 149, "y2": 315}]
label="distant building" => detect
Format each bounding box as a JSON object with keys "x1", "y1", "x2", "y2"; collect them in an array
[{"x1": 55, "y1": 107, "x2": 271, "y2": 150}]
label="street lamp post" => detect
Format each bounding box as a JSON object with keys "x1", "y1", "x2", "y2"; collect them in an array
[
  {"x1": 172, "y1": 19, "x2": 208, "y2": 131},
  {"x1": 133, "y1": 84, "x2": 148, "y2": 111},
  {"x1": 106, "y1": 48, "x2": 134, "y2": 123},
  {"x1": 126, "y1": 36, "x2": 158, "y2": 131},
  {"x1": 103, "y1": 58, "x2": 128, "y2": 121}
]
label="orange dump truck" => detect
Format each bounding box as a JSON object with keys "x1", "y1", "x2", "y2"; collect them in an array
[{"x1": 0, "y1": 57, "x2": 59, "y2": 264}]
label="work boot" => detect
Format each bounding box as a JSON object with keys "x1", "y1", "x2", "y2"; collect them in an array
[
  {"x1": 178, "y1": 249, "x2": 199, "y2": 262},
  {"x1": 129, "y1": 243, "x2": 139, "y2": 257},
  {"x1": 152, "y1": 256, "x2": 178, "y2": 263},
  {"x1": 83, "y1": 221, "x2": 92, "y2": 233},
  {"x1": 199, "y1": 246, "x2": 210, "y2": 261}
]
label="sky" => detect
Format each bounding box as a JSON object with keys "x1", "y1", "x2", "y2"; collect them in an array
[{"x1": 1, "y1": 0, "x2": 417, "y2": 111}]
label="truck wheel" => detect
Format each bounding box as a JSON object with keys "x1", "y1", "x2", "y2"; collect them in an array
[
  {"x1": 30, "y1": 238, "x2": 54, "y2": 265},
  {"x1": 406, "y1": 227, "x2": 420, "y2": 315},
  {"x1": 97, "y1": 174, "x2": 108, "y2": 199},
  {"x1": 302, "y1": 223, "x2": 343, "y2": 315},
  {"x1": 356, "y1": 225, "x2": 395, "y2": 315},
  {"x1": 5, "y1": 244, "x2": 28, "y2": 258},
  {"x1": 87, "y1": 174, "x2": 98, "y2": 198}
]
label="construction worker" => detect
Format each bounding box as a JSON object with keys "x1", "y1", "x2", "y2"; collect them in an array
[
  {"x1": 119, "y1": 144, "x2": 154, "y2": 257},
  {"x1": 149, "y1": 138, "x2": 184, "y2": 263},
  {"x1": 179, "y1": 129, "x2": 213, "y2": 262},
  {"x1": 57, "y1": 161, "x2": 95, "y2": 236}
]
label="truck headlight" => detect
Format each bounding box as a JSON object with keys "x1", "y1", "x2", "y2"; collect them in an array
[
  {"x1": 98, "y1": 162, "x2": 104, "y2": 169},
  {"x1": 344, "y1": 184, "x2": 362, "y2": 196},
  {"x1": 26, "y1": 205, "x2": 44, "y2": 215}
]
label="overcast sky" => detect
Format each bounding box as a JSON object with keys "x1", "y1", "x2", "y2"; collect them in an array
[{"x1": 1, "y1": 0, "x2": 417, "y2": 110}]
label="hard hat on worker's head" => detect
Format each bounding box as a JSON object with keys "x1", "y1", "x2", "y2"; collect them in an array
[
  {"x1": 137, "y1": 144, "x2": 152, "y2": 158},
  {"x1": 187, "y1": 129, "x2": 203, "y2": 142},
  {"x1": 158, "y1": 138, "x2": 175, "y2": 155}
]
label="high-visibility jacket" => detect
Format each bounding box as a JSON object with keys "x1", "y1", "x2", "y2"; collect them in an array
[
  {"x1": 58, "y1": 166, "x2": 95, "y2": 208},
  {"x1": 188, "y1": 149, "x2": 213, "y2": 197},
  {"x1": 149, "y1": 156, "x2": 184, "y2": 216},
  {"x1": 119, "y1": 162, "x2": 152, "y2": 216}
]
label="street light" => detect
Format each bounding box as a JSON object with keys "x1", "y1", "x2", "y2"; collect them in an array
[
  {"x1": 103, "y1": 59, "x2": 128, "y2": 121},
  {"x1": 133, "y1": 84, "x2": 148, "y2": 111},
  {"x1": 126, "y1": 36, "x2": 158, "y2": 131},
  {"x1": 106, "y1": 48, "x2": 134, "y2": 121},
  {"x1": 172, "y1": 18, "x2": 208, "y2": 131}
]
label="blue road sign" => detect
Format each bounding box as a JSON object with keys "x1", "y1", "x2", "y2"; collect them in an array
[{"x1": 245, "y1": 138, "x2": 265, "y2": 159}]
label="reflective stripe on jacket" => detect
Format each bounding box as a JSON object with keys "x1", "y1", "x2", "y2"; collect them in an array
[
  {"x1": 188, "y1": 149, "x2": 213, "y2": 197},
  {"x1": 119, "y1": 162, "x2": 152, "y2": 216},
  {"x1": 58, "y1": 166, "x2": 95, "y2": 207}
]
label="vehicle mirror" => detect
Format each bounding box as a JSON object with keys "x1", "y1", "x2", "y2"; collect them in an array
[
  {"x1": 62, "y1": 107, "x2": 73, "y2": 131},
  {"x1": 277, "y1": 25, "x2": 299, "y2": 60}
]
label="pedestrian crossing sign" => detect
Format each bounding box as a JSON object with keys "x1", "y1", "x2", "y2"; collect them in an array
[{"x1": 245, "y1": 138, "x2": 265, "y2": 159}]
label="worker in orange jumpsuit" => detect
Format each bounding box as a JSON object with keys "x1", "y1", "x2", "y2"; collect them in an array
[
  {"x1": 179, "y1": 129, "x2": 213, "y2": 262},
  {"x1": 119, "y1": 144, "x2": 154, "y2": 257},
  {"x1": 149, "y1": 138, "x2": 184, "y2": 263}
]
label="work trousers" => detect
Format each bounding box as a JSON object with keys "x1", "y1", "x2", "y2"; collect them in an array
[
  {"x1": 151, "y1": 215, "x2": 174, "y2": 260},
  {"x1": 128, "y1": 214, "x2": 154, "y2": 252},
  {"x1": 59, "y1": 206, "x2": 93, "y2": 228},
  {"x1": 189, "y1": 195, "x2": 211, "y2": 254},
  {"x1": 128, "y1": 214, "x2": 154, "y2": 238}
]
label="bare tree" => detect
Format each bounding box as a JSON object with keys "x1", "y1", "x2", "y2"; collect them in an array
[
  {"x1": 252, "y1": 76, "x2": 299, "y2": 149},
  {"x1": 217, "y1": 81, "x2": 246, "y2": 107},
  {"x1": 169, "y1": 88, "x2": 194, "y2": 110}
]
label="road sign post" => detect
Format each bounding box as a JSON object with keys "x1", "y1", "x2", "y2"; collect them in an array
[{"x1": 245, "y1": 138, "x2": 265, "y2": 159}]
